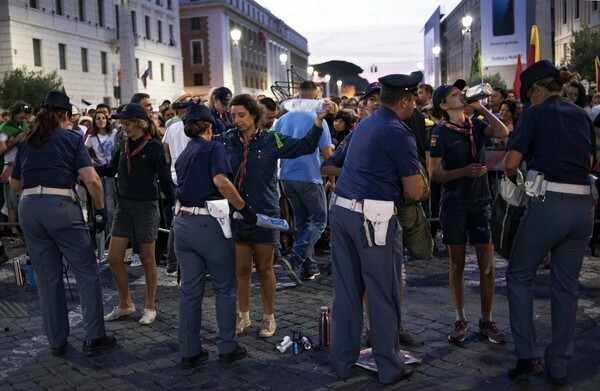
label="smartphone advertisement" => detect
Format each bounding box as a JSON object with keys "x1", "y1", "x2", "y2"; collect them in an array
[{"x1": 480, "y1": 0, "x2": 528, "y2": 67}]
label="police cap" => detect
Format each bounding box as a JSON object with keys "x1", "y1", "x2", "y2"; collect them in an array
[
  {"x1": 184, "y1": 104, "x2": 216, "y2": 128},
  {"x1": 42, "y1": 91, "x2": 71, "y2": 113},
  {"x1": 519, "y1": 60, "x2": 560, "y2": 104},
  {"x1": 378, "y1": 71, "x2": 423, "y2": 95}
]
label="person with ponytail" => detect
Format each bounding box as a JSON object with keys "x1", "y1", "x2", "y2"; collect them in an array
[
  {"x1": 504, "y1": 60, "x2": 596, "y2": 385},
  {"x1": 96, "y1": 103, "x2": 175, "y2": 326},
  {"x1": 10, "y1": 91, "x2": 115, "y2": 356},
  {"x1": 173, "y1": 104, "x2": 255, "y2": 368}
]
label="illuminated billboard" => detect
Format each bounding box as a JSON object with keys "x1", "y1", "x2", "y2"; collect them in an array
[{"x1": 480, "y1": 0, "x2": 528, "y2": 66}]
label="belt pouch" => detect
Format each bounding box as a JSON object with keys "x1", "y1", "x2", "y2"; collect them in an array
[
  {"x1": 524, "y1": 169, "x2": 545, "y2": 197},
  {"x1": 206, "y1": 199, "x2": 232, "y2": 238},
  {"x1": 363, "y1": 199, "x2": 395, "y2": 246}
]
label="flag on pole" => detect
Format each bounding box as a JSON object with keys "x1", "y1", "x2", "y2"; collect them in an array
[
  {"x1": 140, "y1": 68, "x2": 150, "y2": 89},
  {"x1": 527, "y1": 25, "x2": 541, "y2": 67},
  {"x1": 595, "y1": 55, "x2": 600, "y2": 89},
  {"x1": 513, "y1": 54, "x2": 523, "y2": 100},
  {"x1": 470, "y1": 43, "x2": 482, "y2": 82}
]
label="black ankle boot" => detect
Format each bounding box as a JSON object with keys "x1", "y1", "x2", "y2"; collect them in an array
[{"x1": 507, "y1": 358, "x2": 545, "y2": 381}]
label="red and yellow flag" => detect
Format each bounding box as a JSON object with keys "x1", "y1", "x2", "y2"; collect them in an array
[
  {"x1": 527, "y1": 25, "x2": 541, "y2": 67},
  {"x1": 513, "y1": 54, "x2": 523, "y2": 99}
]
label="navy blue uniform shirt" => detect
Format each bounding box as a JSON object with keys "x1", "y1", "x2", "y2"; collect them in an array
[
  {"x1": 96, "y1": 136, "x2": 175, "y2": 203},
  {"x1": 175, "y1": 138, "x2": 232, "y2": 207},
  {"x1": 12, "y1": 127, "x2": 92, "y2": 188},
  {"x1": 507, "y1": 95, "x2": 595, "y2": 185},
  {"x1": 214, "y1": 125, "x2": 323, "y2": 217},
  {"x1": 210, "y1": 107, "x2": 233, "y2": 136},
  {"x1": 334, "y1": 106, "x2": 421, "y2": 207},
  {"x1": 429, "y1": 118, "x2": 490, "y2": 206}
]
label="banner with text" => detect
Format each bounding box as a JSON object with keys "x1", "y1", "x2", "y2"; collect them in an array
[{"x1": 480, "y1": 0, "x2": 528, "y2": 67}]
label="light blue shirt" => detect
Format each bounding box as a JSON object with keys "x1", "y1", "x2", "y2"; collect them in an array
[{"x1": 274, "y1": 111, "x2": 332, "y2": 184}]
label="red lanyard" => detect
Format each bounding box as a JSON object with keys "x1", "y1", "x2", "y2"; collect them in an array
[{"x1": 124, "y1": 135, "x2": 151, "y2": 174}]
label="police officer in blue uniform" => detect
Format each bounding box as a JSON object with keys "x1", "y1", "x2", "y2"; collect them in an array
[
  {"x1": 329, "y1": 72, "x2": 424, "y2": 384},
  {"x1": 173, "y1": 104, "x2": 256, "y2": 368},
  {"x1": 504, "y1": 60, "x2": 596, "y2": 386},
  {"x1": 10, "y1": 91, "x2": 115, "y2": 356}
]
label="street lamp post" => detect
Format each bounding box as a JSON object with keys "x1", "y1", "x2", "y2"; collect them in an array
[
  {"x1": 336, "y1": 80, "x2": 342, "y2": 96},
  {"x1": 432, "y1": 45, "x2": 441, "y2": 87},
  {"x1": 307, "y1": 66, "x2": 314, "y2": 80},
  {"x1": 324, "y1": 74, "x2": 331, "y2": 98},
  {"x1": 279, "y1": 53, "x2": 289, "y2": 95},
  {"x1": 462, "y1": 15, "x2": 473, "y2": 81},
  {"x1": 230, "y1": 28, "x2": 242, "y2": 94}
]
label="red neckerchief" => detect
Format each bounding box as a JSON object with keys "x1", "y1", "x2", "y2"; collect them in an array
[
  {"x1": 440, "y1": 118, "x2": 477, "y2": 159},
  {"x1": 218, "y1": 112, "x2": 231, "y2": 130},
  {"x1": 124, "y1": 135, "x2": 151, "y2": 174},
  {"x1": 234, "y1": 130, "x2": 259, "y2": 190}
]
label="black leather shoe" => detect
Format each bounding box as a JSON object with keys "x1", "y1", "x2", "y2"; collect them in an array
[
  {"x1": 51, "y1": 343, "x2": 67, "y2": 357},
  {"x1": 181, "y1": 348, "x2": 209, "y2": 369},
  {"x1": 550, "y1": 375, "x2": 568, "y2": 386},
  {"x1": 507, "y1": 358, "x2": 545, "y2": 381},
  {"x1": 218, "y1": 345, "x2": 247, "y2": 364},
  {"x1": 388, "y1": 367, "x2": 414, "y2": 383},
  {"x1": 82, "y1": 335, "x2": 116, "y2": 355}
]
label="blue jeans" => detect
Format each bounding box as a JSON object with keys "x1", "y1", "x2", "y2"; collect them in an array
[{"x1": 281, "y1": 180, "x2": 327, "y2": 270}]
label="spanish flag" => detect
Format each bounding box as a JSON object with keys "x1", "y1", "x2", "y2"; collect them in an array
[
  {"x1": 527, "y1": 25, "x2": 541, "y2": 67},
  {"x1": 596, "y1": 55, "x2": 600, "y2": 89}
]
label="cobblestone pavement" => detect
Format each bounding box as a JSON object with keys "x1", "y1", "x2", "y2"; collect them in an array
[{"x1": 0, "y1": 239, "x2": 599, "y2": 390}]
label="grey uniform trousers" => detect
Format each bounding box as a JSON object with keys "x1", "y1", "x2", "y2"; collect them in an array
[
  {"x1": 174, "y1": 213, "x2": 238, "y2": 357},
  {"x1": 19, "y1": 195, "x2": 106, "y2": 349},
  {"x1": 507, "y1": 191, "x2": 594, "y2": 379},
  {"x1": 329, "y1": 205, "x2": 408, "y2": 384}
]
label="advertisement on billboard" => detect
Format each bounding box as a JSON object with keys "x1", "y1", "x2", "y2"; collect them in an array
[
  {"x1": 480, "y1": 0, "x2": 528, "y2": 67},
  {"x1": 423, "y1": 6, "x2": 441, "y2": 86}
]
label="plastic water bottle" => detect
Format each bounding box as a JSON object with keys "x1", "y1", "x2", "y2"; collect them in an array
[
  {"x1": 319, "y1": 306, "x2": 330, "y2": 347},
  {"x1": 280, "y1": 99, "x2": 326, "y2": 113},
  {"x1": 25, "y1": 260, "x2": 36, "y2": 286}
]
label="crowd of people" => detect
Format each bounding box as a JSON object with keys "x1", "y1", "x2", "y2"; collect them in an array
[{"x1": 1, "y1": 59, "x2": 597, "y2": 386}]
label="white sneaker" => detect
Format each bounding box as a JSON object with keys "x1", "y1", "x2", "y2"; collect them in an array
[
  {"x1": 104, "y1": 305, "x2": 136, "y2": 321},
  {"x1": 129, "y1": 253, "x2": 142, "y2": 267},
  {"x1": 139, "y1": 308, "x2": 156, "y2": 325}
]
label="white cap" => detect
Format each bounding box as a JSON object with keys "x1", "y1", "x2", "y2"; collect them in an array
[{"x1": 71, "y1": 105, "x2": 80, "y2": 115}]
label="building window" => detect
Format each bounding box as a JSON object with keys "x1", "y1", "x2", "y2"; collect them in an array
[
  {"x1": 81, "y1": 48, "x2": 88, "y2": 72},
  {"x1": 193, "y1": 73, "x2": 203, "y2": 86},
  {"x1": 562, "y1": 0, "x2": 567, "y2": 24},
  {"x1": 55, "y1": 0, "x2": 63, "y2": 16},
  {"x1": 33, "y1": 39, "x2": 42, "y2": 66},
  {"x1": 574, "y1": 0, "x2": 580, "y2": 19},
  {"x1": 131, "y1": 11, "x2": 137, "y2": 36},
  {"x1": 135, "y1": 58, "x2": 139, "y2": 76},
  {"x1": 191, "y1": 40, "x2": 203, "y2": 65},
  {"x1": 101, "y1": 51, "x2": 107, "y2": 75},
  {"x1": 171, "y1": 65, "x2": 175, "y2": 83},
  {"x1": 58, "y1": 43, "x2": 66, "y2": 70},
  {"x1": 98, "y1": 0, "x2": 105, "y2": 27},
  {"x1": 115, "y1": 5, "x2": 120, "y2": 38},
  {"x1": 594, "y1": 1, "x2": 599, "y2": 12},
  {"x1": 191, "y1": 17, "x2": 201, "y2": 30},
  {"x1": 29, "y1": 0, "x2": 38, "y2": 8},
  {"x1": 160, "y1": 63, "x2": 164, "y2": 81},
  {"x1": 169, "y1": 24, "x2": 176, "y2": 46},
  {"x1": 157, "y1": 20, "x2": 163, "y2": 43},
  {"x1": 145, "y1": 15, "x2": 151, "y2": 39},
  {"x1": 78, "y1": 0, "x2": 85, "y2": 21},
  {"x1": 148, "y1": 61, "x2": 153, "y2": 80}
]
